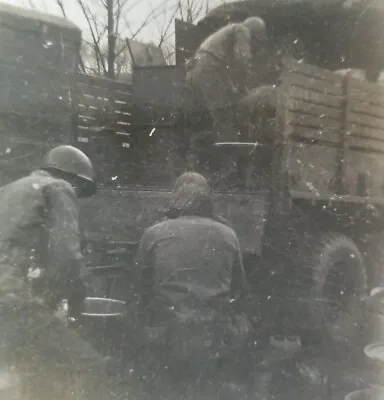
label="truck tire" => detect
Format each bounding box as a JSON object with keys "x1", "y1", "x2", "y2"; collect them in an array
[{"x1": 298, "y1": 233, "x2": 367, "y2": 345}]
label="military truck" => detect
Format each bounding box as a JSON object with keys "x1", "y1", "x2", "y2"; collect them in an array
[
  {"x1": 1, "y1": 0, "x2": 384, "y2": 342},
  {"x1": 76, "y1": 0, "x2": 384, "y2": 343}
]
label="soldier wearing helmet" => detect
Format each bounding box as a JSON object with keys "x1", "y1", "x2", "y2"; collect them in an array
[
  {"x1": 132, "y1": 172, "x2": 250, "y2": 398},
  {"x1": 0, "y1": 145, "x2": 107, "y2": 399},
  {"x1": 185, "y1": 16, "x2": 269, "y2": 148}
]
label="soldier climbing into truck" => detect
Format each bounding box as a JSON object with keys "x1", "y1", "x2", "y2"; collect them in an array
[{"x1": 185, "y1": 16, "x2": 271, "y2": 179}]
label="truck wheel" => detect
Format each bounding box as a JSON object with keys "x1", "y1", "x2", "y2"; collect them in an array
[{"x1": 300, "y1": 234, "x2": 367, "y2": 345}]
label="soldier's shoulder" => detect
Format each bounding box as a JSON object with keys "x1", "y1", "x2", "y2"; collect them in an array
[
  {"x1": 145, "y1": 218, "x2": 173, "y2": 234},
  {"x1": 209, "y1": 218, "x2": 239, "y2": 241},
  {"x1": 138, "y1": 219, "x2": 172, "y2": 245},
  {"x1": 4, "y1": 171, "x2": 55, "y2": 190},
  {"x1": 213, "y1": 218, "x2": 236, "y2": 234},
  {"x1": 31, "y1": 172, "x2": 75, "y2": 196}
]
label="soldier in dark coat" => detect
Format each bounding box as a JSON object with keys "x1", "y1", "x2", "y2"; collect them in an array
[
  {"x1": 0, "y1": 145, "x2": 109, "y2": 399},
  {"x1": 186, "y1": 16, "x2": 269, "y2": 145},
  {"x1": 133, "y1": 172, "x2": 251, "y2": 399}
]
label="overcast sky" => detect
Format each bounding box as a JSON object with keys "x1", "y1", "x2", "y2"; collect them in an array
[{"x1": 2, "y1": 0, "x2": 197, "y2": 44}]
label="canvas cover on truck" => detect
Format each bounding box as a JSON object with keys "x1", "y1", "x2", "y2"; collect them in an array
[{"x1": 0, "y1": 3, "x2": 81, "y2": 185}]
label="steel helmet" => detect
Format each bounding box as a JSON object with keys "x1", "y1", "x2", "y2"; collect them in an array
[
  {"x1": 243, "y1": 17, "x2": 267, "y2": 41},
  {"x1": 42, "y1": 145, "x2": 96, "y2": 197}
]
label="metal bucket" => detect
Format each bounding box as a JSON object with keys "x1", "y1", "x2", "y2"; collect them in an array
[
  {"x1": 76, "y1": 297, "x2": 127, "y2": 357},
  {"x1": 345, "y1": 388, "x2": 384, "y2": 400},
  {"x1": 365, "y1": 343, "x2": 384, "y2": 367},
  {"x1": 364, "y1": 342, "x2": 384, "y2": 386}
]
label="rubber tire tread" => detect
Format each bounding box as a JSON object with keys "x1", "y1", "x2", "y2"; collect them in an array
[{"x1": 299, "y1": 233, "x2": 367, "y2": 344}]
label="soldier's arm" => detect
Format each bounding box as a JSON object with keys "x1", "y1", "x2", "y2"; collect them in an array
[{"x1": 43, "y1": 180, "x2": 87, "y2": 316}]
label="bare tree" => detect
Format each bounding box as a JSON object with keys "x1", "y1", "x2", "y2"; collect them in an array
[{"x1": 25, "y1": 0, "x2": 216, "y2": 77}]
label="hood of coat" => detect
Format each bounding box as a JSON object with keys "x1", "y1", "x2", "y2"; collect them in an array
[{"x1": 166, "y1": 173, "x2": 214, "y2": 219}]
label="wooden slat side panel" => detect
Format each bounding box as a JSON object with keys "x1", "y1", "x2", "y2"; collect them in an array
[
  {"x1": 287, "y1": 86, "x2": 343, "y2": 108},
  {"x1": 281, "y1": 60, "x2": 384, "y2": 201},
  {"x1": 347, "y1": 112, "x2": 384, "y2": 132},
  {"x1": 74, "y1": 72, "x2": 134, "y2": 142},
  {"x1": 76, "y1": 72, "x2": 132, "y2": 93},
  {"x1": 281, "y1": 71, "x2": 343, "y2": 96},
  {"x1": 77, "y1": 84, "x2": 132, "y2": 103},
  {"x1": 349, "y1": 100, "x2": 384, "y2": 119},
  {"x1": 288, "y1": 142, "x2": 338, "y2": 196},
  {"x1": 289, "y1": 126, "x2": 340, "y2": 144},
  {"x1": 77, "y1": 84, "x2": 109, "y2": 101},
  {"x1": 287, "y1": 111, "x2": 342, "y2": 131},
  {"x1": 283, "y1": 80, "x2": 343, "y2": 144},
  {"x1": 78, "y1": 94, "x2": 109, "y2": 110},
  {"x1": 349, "y1": 77, "x2": 384, "y2": 96},
  {"x1": 347, "y1": 124, "x2": 384, "y2": 142},
  {"x1": 344, "y1": 150, "x2": 384, "y2": 197},
  {"x1": 346, "y1": 80, "x2": 384, "y2": 142},
  {"x1": 349, "y1": 136, "x2": 384, "y2": 153},
  {"x1": 349, "y1": 88, "x2": 384, "y2": 107},
  {"x1": 288, "y1": 100, "x2": 343, "y2": 120},
  {"x1": 282, "y1": 57, "x2": 343, "y2": 84}
]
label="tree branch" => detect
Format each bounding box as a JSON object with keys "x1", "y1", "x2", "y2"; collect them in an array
[{"x1": 75, "y1": 0, "x2": 107, "y2": 75}]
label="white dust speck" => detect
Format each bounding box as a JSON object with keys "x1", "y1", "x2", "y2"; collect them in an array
[
  {"x1": 27, "y1": 267, "x2": 42, "y2": 279},
  {"x1": 43, "y1": 40, "x2": 53, "y2": 49}
]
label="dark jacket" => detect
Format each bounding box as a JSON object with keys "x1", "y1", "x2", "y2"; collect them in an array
[
  {"x1": 135, "y1": 215, "x2": 247, "y2": 322},
  {"x1": 0, "y1": 169, "x2": 86, "y2": 311},
  {"x1": 134, "y1": 215, "x2": 250, "y2": 366},
  {"x1": 0, "y1": 170, "x2": 108, "y2": 399}
]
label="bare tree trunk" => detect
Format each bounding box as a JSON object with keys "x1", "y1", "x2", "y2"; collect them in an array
[{"x1": 107, "y1": 0, "x2": 115, "y2": 79}]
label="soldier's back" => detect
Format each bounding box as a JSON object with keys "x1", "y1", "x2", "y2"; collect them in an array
[
  {"x1": 198, "y1": 23, "x2": 241, "y2": 62},
  {"x1": 0, "y1": 170, "x2": 72, "y2": 270}
]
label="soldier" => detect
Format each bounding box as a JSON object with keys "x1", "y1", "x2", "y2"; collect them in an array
[
  {"x1": 185, "y1": 16, "x2": 269, "y2": 146},
  {"x1": 0, "y1": 145, "x2": 108, "y2": 399},
  {"x1": 133, "y1": 172, "x2": 251, "y2": 399}
]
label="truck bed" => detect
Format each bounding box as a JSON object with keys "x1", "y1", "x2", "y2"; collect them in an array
[
  {"x1": 79, "y1": 187, "x2": 268, "y2": 265},
  {"x1": 277, "y1": 58, "x2": 384, "y2": 202}
]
